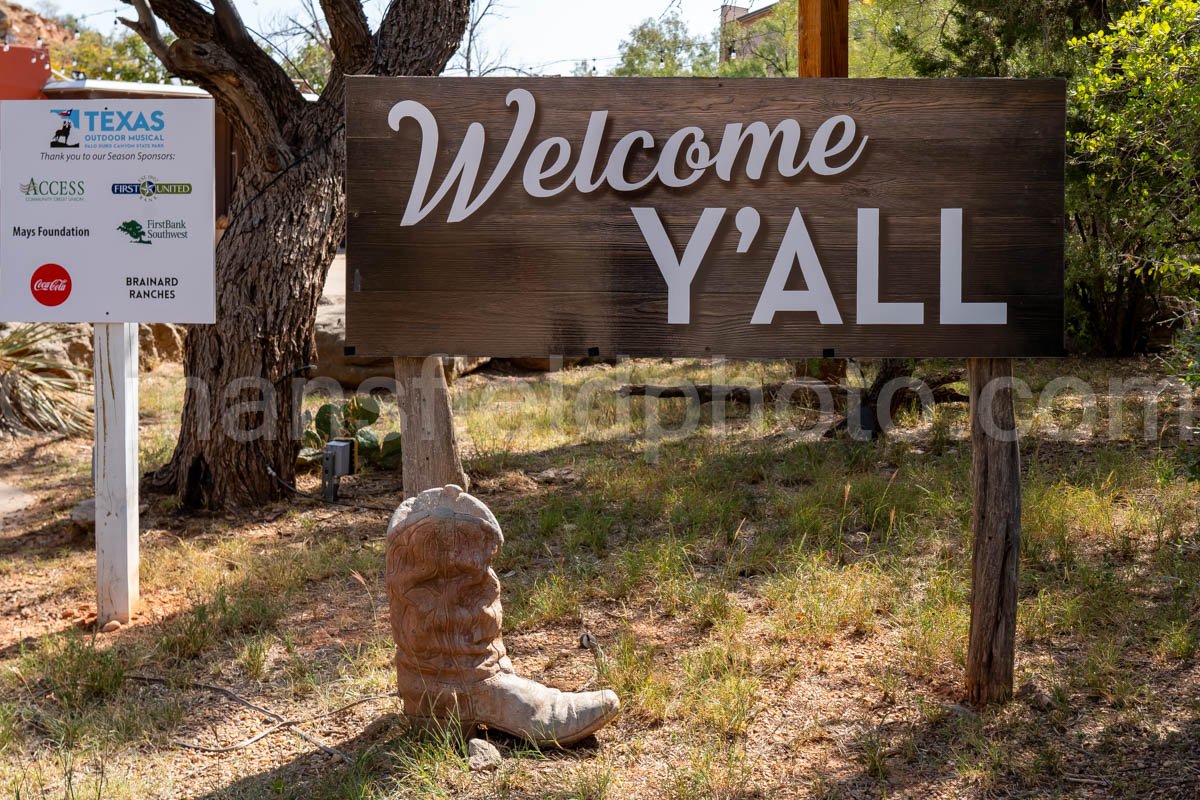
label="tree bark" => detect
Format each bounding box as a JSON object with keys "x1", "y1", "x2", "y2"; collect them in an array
[
  {"x1": 965, "y1": 357, "x2": 1021, "y2": 706},
  {"x1": 394, "y1": 357, "x2": 467, "y2": 497},
  {"x1": 128, "y1": 0, "x2": 471, "y2": 509},
  {"x1": 148, "y1": 106, "x2": 345, "y2": 507}
]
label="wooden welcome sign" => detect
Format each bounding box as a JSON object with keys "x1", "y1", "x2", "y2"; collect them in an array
[{"x1": 345, "y1": 77, "x2": 1065, "y2": 358}]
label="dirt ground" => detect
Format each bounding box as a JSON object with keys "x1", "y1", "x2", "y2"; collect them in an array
[{"x1": 1, "y1": 357, "x2": 1198, "y2": 799}]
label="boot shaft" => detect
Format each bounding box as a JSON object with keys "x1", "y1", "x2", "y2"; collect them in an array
[{"x1": 386, "y1": 487, "x2": 510, "y2": 685}]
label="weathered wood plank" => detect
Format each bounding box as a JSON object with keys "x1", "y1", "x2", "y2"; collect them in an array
[
  {"x1": 799, "y1": 0, "x2": 849, "y2": 78},
  {"x1": 349, "y1": 290, "x2": 1063, "y2": 359}
]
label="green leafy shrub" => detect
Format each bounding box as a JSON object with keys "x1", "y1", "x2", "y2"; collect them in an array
[
  {"x1": 1068, "y1": 0, "x2": 1200, "y2": 353},
  {"x1": 298, "y1": 395, "x2": 402, "y2": 470}
]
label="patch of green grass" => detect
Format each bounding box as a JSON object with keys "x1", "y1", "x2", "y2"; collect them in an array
[
  {"x1": 1077, "y1": 638, "x2": 1147, "y2": 707},
  {"x1": 279, "y1": 635, "x2": 320, "y2": 698},
  {"x1": 6, "y1": 755, "x2": 135, "y2": 800},
  {"x1": 6, "y1": 634, "x2": 185, "y2": 753},
  {"x1": 158, "y1": 582, "x2": 285, "y2": 662},
  {"x1": 897, "y1": 566, "x2": 970, "y2": 677},
  {"x1": 763, "y1": 554, "x2": 893, "y2": 645},
  {"x1": 664, "y1": 738, "x2": 752, "y2": 800},
  {"x1": 555, "y1": 763, "x2": 616, "y2": 800},
  {"x1": 678, "y1": 643, "x2": 758, "y2": 737},
  {"x1": 598, "y1": 628, "x2": 672, "y2": 724},
  {"x1": 383, "y1": 718, "x2": 471, "y2": 798},
  {"x1": 280, "y1": 713, "x2": 470, "y2": 800},
  {"x1": 505, "y1": 571, "x2": 584, "y2": 629},
  {"x1": 238, "y1": 634, "x2": 271, "y2": 681},
  {"x1": 858, "y1": 728, "x2": 890, "y2": 780},
  {"x1": 1155, "y1": 620, "x2": 1198, "y2": 663},
  {"x1": 949, "y1": 724, "x2": 1010, "y2": 792},
  {"x1": 1019, "y1": 586, "x2": 1084, "y2": 643},
  {"x1": 335, "y1": 640, "x2": 396, "y2": 695},
  {"x1": 23, "y1": 634, "x2": 126, "y2": 713},
  {"x1": 0, "y1": 703, "x2": 19, "y2": 754}
]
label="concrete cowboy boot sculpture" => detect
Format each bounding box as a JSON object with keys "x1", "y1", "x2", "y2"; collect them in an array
[{"x1": 385, "y1": 485, "x2": 620, "y2": 746}]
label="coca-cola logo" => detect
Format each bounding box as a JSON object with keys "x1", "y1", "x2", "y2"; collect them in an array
[{"x1": 30, "y1": 263, "x2": 72, "y2": 307}]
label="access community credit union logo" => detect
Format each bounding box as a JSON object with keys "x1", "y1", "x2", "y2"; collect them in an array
[
  {"x1": 30, "y1": 263, "x2": 72, "y2": 307},
  {"x1": 112, "y1": 175, "x2": 192, "y2": 201},
  {"x1": 49, "y1": 107, "x2": 166, "y2": 150},
  {"x1": 19, "y1": 177, "x2": 85, "y2": 202}
]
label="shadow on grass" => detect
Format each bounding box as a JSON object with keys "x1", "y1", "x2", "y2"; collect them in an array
[
  {"x1": 188, "y1": 715, "x2": 604, "y2": 800},
  {"x1": 817, "y1": 703, "x2": 1200, "y2": 800}
]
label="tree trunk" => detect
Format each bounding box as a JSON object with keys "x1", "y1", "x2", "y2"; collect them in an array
[
  {"x1": 127, "y1": 0, "x2": 472, "y2": 510},
  {"x1": 965, "y1": 357, "x2": 1021, "y2": 706},
  {"x1": 149, "y1": 118, "x2": 344, "y2": 508},
  {"x1": 850, "y1": 357, "x2": 909, "y2": 439},
  {"x1": 394, "y1": 356, "x2": 467, "y2": 497}
]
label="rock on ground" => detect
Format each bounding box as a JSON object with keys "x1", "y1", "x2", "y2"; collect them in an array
[
  {"x1": 468, "y1": 738, "x2": 502, "y2": 772},
  {"x1": 70, "y1": 498, "x2": 96, "y2": 533}
]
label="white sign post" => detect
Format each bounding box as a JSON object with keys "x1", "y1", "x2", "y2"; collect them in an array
[
  {"x1": 94, "y1": 322, "x2": 139, "y2": 622},
  {"x1": 0, "y1": 98, "x2": 216, "y2": 624}
]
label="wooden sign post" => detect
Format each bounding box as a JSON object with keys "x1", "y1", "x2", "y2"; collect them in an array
[
  {"x1": 966, "y1": 357, "x2": 1022, "y2": 704},
  {"x1": 799, "y1": 0, "x2": 1024, "y2": 705},
  {"x1": 799, "y1": 0, "x2": 849, "y2": 79},
  {"x1": 797, "y1": 0, "x2": 848, "y2": 385},
  {"x1": 94, "y1": 324, "x2": 140, "y2": 623}
]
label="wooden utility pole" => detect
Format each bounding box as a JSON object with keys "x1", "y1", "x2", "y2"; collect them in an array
[
  {"x1": 798, "y1": 0, "x2": 849, "y2": 78},
  {"x1": 965, "y1": 358, "x2": 1021, "y2": 705},
  {"x1": 796, "y1": 0, "x2": 848, "y2": 385}
]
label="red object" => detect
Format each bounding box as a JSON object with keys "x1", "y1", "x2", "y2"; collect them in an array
[
  {"x1": 30, "y1": 263, "x2": 72, "y2": 306},
  {"x1": 0, "y1": 45, "x2": 52, "y2": 100}
]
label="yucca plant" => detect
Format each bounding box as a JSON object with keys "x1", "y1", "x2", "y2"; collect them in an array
[{"x1": 0, "y1": 324, "x2": 91, "y2": 436}]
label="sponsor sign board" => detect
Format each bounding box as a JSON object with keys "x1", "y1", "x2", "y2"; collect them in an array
[
  {"x1": 346, "y1": 78, "x2": 1065, "y2": 358},
  {"x1": 0, "y1": 99, "x2": 215, "y2": 323}
]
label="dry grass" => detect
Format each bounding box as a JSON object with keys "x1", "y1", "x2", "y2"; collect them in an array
[{"x1": 0, "y1": 357, "x2": 1197, "y2": 798}]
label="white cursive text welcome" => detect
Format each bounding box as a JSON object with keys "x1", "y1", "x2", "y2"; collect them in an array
[{"x1": 387, "y1": 88, "x2": 869, "y2": 226}]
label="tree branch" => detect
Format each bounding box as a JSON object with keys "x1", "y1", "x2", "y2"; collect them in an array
[
  {"x1": 318, "y1": 0, "x2": 374, "y2": 74},
  {"x1": 121, "y1": 0, "x2": 306, "y2": 175},
  {"x1": 118, "y1": 0, "x2": 178, "y2": 71},
  {"x1": 211, "y1": 0, "x2": 256, "y2": 51},
  {"x1": 140, "y1": 0, "x2": 212, "y2": 42},
  {"x1": 378, "y1": 0, "x2": 471, "y2": 76}
]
